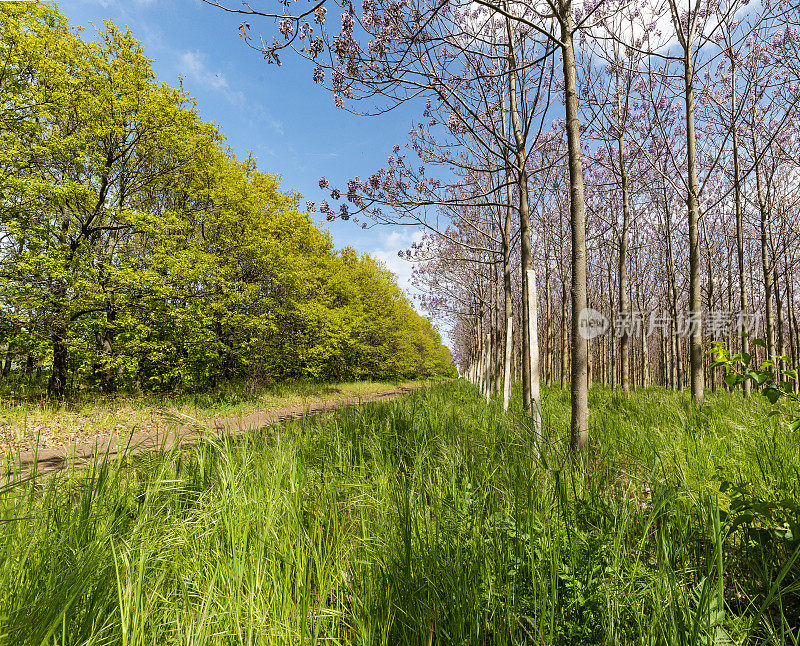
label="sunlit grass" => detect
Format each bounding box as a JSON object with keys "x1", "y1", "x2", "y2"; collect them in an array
[
  {"x1": 0, "y1": 381, "x2": 798, "y2": 644},
  {"x1": 0, "y1": 379, "x2": 431, "y2": 453}
]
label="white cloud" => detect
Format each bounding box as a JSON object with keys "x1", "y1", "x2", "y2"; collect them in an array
[
  {"x1": 179, "y1": 50, "x2": 229, "y2": 90},
  {"x1": 369, "y1": 227, "x2": 452, "y2": 350},
  {"x1": 369, "y1": 228, "x2": 425, "y2": 298},
  {"x1": 177, "y1": 50, "x2": 283, "y2": 135}
]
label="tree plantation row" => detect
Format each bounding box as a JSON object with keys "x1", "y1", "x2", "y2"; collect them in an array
[
  {"x1": 406, "y1": 0, "x2": 800, "y2": 430},
  {"x1": 209, "y1": 0, "x2": 800, "y2": 449},
  {"x1": 0, "y1": 4, "x2": 456, "y2": 399},
  {"x1": 406, "y1": 0, "x2": 800, "y2": 424}
]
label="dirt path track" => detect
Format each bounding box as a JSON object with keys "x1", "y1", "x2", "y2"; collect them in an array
[{"x1": 5, "y1": 384, "x2": 424, "y2": 479}]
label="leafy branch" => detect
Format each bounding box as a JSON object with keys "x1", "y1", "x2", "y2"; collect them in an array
[{"x1": 711, "y1": 338, "x2": 800, "y2": 431}]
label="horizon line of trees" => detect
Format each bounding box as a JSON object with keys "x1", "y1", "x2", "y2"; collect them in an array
[{"x1": 0, "y1": 4, "x2": 456, "y2": 398}]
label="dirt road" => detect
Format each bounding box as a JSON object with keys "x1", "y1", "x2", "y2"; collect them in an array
[{"x1": 4, "y1": 383, "x2": 424, "y2": 479}]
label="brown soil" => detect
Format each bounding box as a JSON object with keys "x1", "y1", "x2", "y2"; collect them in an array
[{"x1": 4, "y1": 384, "x2": 424, "y2": 479}]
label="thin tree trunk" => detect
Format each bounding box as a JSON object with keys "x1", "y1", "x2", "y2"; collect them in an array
[
  {"x1": 786, "y1": 245, "x2": 799, "y2": 393},
  {"x1": 490, "y1": 263, "x2": 501, "y2": 397},
  {"x1": 527, "y1": 269, "x2": 542, "y2": 435},
  {"x1": 639, "y1": 283, "x2": 650, "y2": 388},
  {"x1": 664, "y1": 195, "x2": 682, "y2": 391},
  {"x1": 732, "y1": 63, "x2": 751, "y2": 396},
  {"x1": 617, "y1": 132, "x2": 631, "y2": 394},
  {"x1": 561, "y1": 16, "x2": 589, "y2": 450},
  {"x1": 503, "y1": 317, "x2": 513, "y2": 409},
  {"x1": 507, "y1": 19, "x2": 534, "y2": 414},
  {"x1": 755, "y1": 163, "x2": 775, "y2": 363},
  {"x1": 775, "y1": 262, "x2": 786, "y2": 374},
  {"x1": 704, "y1": 223, "x2": 716, "y2": 392},
  {"x1": 684, "y1": 53, "x2": 705, "y2": 406},
  {"x1": 502, "y1": 188, "x2": 515, "y2": 410},
  {"x1": 749, "y1": 251, "x2": 758, "y2": 366},
  {"x1": 48, "y1": 326, "x2": 68, "y2": 399},
  {"x1": 1, "y1": 345, "x2": 11, "y2": 378},
  {"x1": 101, "y1": 302, "x2": 117, "y2": 393},
  {"x1": 561, "y1": 286, "x2": 568, "y2": 389},
  {"x1": 545, "y1": 242, "x2": 553, "y2": 386}
]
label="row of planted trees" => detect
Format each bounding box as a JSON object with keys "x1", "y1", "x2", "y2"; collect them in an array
[
  {"x1": 214, "y1": 0, "x2": 800, "y2": 449},
  {"x1": 412, "y1": 0, "x2": 800, "y2": 413},
  {"x1": 0, "y1": 4, "x2": 455, "y2": 398}
]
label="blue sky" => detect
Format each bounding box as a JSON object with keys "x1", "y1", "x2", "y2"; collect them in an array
[{"x1": 62, "y1": 0, "x2": 427, "y2": 301}]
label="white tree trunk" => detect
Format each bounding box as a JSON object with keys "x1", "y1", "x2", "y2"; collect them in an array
[
  {"x1": 484, "y1": 332, "x2": 491, "y2": 402},
  {"x1": 527, "y1": 269, "x2": 542, "y2": 436},
  {"x1": 503, "y1": 316, "x2": 513, "y2": 411}
]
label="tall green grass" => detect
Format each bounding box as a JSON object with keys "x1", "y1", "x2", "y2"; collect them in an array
[{"x1": 0, "y1": 382, "x2": 798, "y2": 644}]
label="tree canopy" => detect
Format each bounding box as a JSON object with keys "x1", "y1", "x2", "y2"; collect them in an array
[{"x1": 0, "y1": 3, "x2": 455, "y2": 397}]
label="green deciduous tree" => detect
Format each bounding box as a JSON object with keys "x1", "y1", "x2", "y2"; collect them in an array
[{"x1": 0, "y1": 4, "x2": 454, "y2": 396}]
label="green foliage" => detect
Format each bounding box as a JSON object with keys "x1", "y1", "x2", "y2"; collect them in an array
[
  {"x1": 711, "y1": 338, "x2": 800, "y2": 431},
  {"x1": 0, "y1": 4, "x2": 454, "y2": 396}
]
